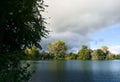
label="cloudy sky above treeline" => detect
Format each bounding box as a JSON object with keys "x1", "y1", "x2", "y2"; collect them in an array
[{"x1": 41, "y1": 0, "x2": 120, "y2": 54}]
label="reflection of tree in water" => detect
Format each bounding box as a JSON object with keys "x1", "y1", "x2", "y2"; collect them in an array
[
  {"x1": 48, "y1": 61, "x2": 66, "y2": 82},
  {"x1": 79, "y1": 61, "x2": 94, "y2": 82},
  {"x1": 28, "y1": 60, "x2": 120, "y2": 82},
  {"x1": 24, "y1": 61, "x2": 36, "y2": 73}
]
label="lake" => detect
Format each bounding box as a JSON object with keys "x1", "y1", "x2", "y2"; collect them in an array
[{"x1": 28, "y1": 60, "x2": 120, "y2": 82}]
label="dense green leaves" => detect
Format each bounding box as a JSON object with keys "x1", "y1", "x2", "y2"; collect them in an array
[
  {"x1": 95, "y1": 49, "x2": 106, "y2": 60},
  {"x1": 0, "y1": 0, "x2": 48, "y2": 54},
  {"x1": 78, "y1": 45, "x2": 91, "y2": 60},
  {"x1": 0, "y1": 0, "x2": 48, "y2": 82},
  {"x1": 91, "y1": 48, "x2": 109, "y2": 60},
  {"x1": 0, "y1": 51, "x2": 32, "y2": 82}
]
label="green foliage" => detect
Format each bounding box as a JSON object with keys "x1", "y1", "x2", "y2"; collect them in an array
[
  {"x1": 23, "y1": 44, "x2": 120, "y2": 60},
  {"x1": 95, "y1": 49, "x2": 106, "y2": 60},
  {"x1": 106, "y1": 53, "x2": 114, "y2": 60},
  {"x1": 34, "y1": 50, "x2": 40, "y2": 60},
  {"x1": 25, "y1": 45, "x2": 41, "y2": 60},
  {"x1": 39, "y1": 51, "x2": 48, "y2": 60},
  {"x1": 114, "y1": 54, "x2": 120, "y2": 59},
  {"x1": 47, "y1": 40, "x2": 67, "y2": 59},
  {"x1": 0, "y1": 0, "x2": 48, "y2": 54},
  {"x1": 25, "y1": 49, "x2": 55, "y2": 60},
  {"x1": 78, "y1": 45, "x2": 91, "y2": 60},
  {"x1": 101, "y1": 46, "x2": 108, "y2": 52},
  {"x1": 0, "y1": 0, "x2": 48, "y2": 82},
  {"x1": 81, "y1": 45, "x2": 88, "y2": 50},
  {"x1": 91, "y1": 46, "x2": 109, "y2": 60},
  {"x1": 0, "y1": 63, "x2": 31, "y2": 82},
  {"x1": 0, "y1": 51, "x2": 32, "y2": 82},
  {"x1": 101, "y1": 46, "x2": 109, "y2": 55},
  {"x1": 69, "y1": 52, "x2": 77, "y2": 60}
]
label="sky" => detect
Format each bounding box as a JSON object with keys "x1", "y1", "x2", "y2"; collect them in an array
[{"x1": 41, "y1": 0, "x2": 120, "y2": 54}]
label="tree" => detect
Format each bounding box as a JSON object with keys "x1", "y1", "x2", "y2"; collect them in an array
[
  {"x1": 95, "y1": 49, "x2": 106, "y2": 60},
  {"x1": 70, "y1": 52, "x2": 77, "y2": 60},
  {"x1": 47, "y1": 40, "x2": 67, "y2": 59},
  {"x1": 0, "y1": 0, "x2": 48, "y2": 82},
  {"x1": 101, "y1": 46, "x2": 109, "y2": 54},
  {"x1": 0, "y1": 0, "x2": 48, "y2": 54},
  {"x1": 91, "y1": 50, "x2": 98, "y2": 60},
  {"x1": 101, "y1": 46, "x2": 108, "y2": 51},
  {"x1": 39, "y1": 51, "x2": 53, "y2": 60},
  {"x1": 25, "y1": 45, "x2": 40, "y2": 60},
  {"x1": 106, "y1": 52, "x2": 114, "y2": 60},
  {"x1": 78, "y1": 45, "x2": 91, "y2": 60},
  {"x1": 25, "y1": 45, "x2": 37, "y2": 55},
  {"x1": 114, "y1": 54, "x2": 120, "y2": 59}
]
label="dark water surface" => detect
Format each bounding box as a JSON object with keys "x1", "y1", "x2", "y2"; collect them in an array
[{"x1": 28, "y1": 60, "x2": 120, "y2": 82}]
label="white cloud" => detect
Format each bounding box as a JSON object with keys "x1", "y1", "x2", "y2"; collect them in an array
[
  {"x1": 109, "y1": 46, "x2": 120, "y2": 54},
  {"x1": 42, "y1": 0, "x2": 120, "y2": 52}
]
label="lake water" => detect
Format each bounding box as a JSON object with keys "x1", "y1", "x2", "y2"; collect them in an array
[{"x1": 28, "y1": 60, "x2": 120, "y2": 82}]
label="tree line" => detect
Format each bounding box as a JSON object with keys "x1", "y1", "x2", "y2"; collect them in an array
[{"x1": 25, "y1": 40, "x2": 120, "y2": 60}]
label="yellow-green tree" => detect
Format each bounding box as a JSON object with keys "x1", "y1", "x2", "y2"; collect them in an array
[
  {"x1": 77, "y1": 45, "x2": 91, "y2": 60},
  {"x1": 101, "y1": 46, "x2": 109, "y2": 54},
  {"x1": 47, "y1": 40, "x2": 67, "y2": 59}
]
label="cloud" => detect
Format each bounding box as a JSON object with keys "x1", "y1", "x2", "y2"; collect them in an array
[
  {"x1": 109, "y1": 46, "x2": 120, "y2": 54},
  {"x1": 41, "y1": 0, "x2": 120, "y2": 52}
]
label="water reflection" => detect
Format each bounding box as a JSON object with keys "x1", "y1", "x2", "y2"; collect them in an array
[{"x1": 28, "y1": 60, "x2": 120, "y2": 82}]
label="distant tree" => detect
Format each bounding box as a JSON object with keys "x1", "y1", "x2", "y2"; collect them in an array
[
  {"x1": 101, "y1": 46, "x2": 108, "y2": 51},
  {"x1": 70, "y1": 52, "x2": 77, "y2": 60},
  {"x1": 33, "y1": 50, "x2": 40, "y2": 60},
  {"x1": 25, "y1": 46, "x2": 36, "y2": 59},
  {"x1": 65, "y1": 55, "x2": 72, "y2": 60},
  {"x1": 91, "y1": 50, "x2": 98, "y2": 60},
  {"x1": 101, "y1": 46, "x2": 109, "y2": 55},
  {"x1": 47, "y1": 40, "x2": 67, "y2": 59},
  {"x1": 78, "y1": 45, "x2": 91, "y2": 60},
  {"x1": 81, "y1": 45, "x2": 88, "y2": 50},
  {"x1": 106, "y1": 52, "x2": 114, "y2": 60},
  {"x1": 39, "y1": 51, "x2": 51, "y2": 60},
  {"x1": 95, "y1": 49, "x2": 106, "y2": 60},
  {"x1": 114, "y1": 54, "x2": 120, "y2": 59},
  {"x1": 25, "y1": 45, "x2": 37, "y2": 55}
]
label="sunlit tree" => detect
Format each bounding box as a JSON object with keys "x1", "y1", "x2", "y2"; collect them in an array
[
  {"x1": 101, "y1": 46, "x2": 109, "y2": 54},
  {"x1": 78, "y1": 45, "x2": 91, "y2": 60},
  {"x1": 47, "y1": 40, "x2": 67, "y2": 59},
  {"x1": 91, "y1": 49, "x2": 103, "y2": 60}
]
